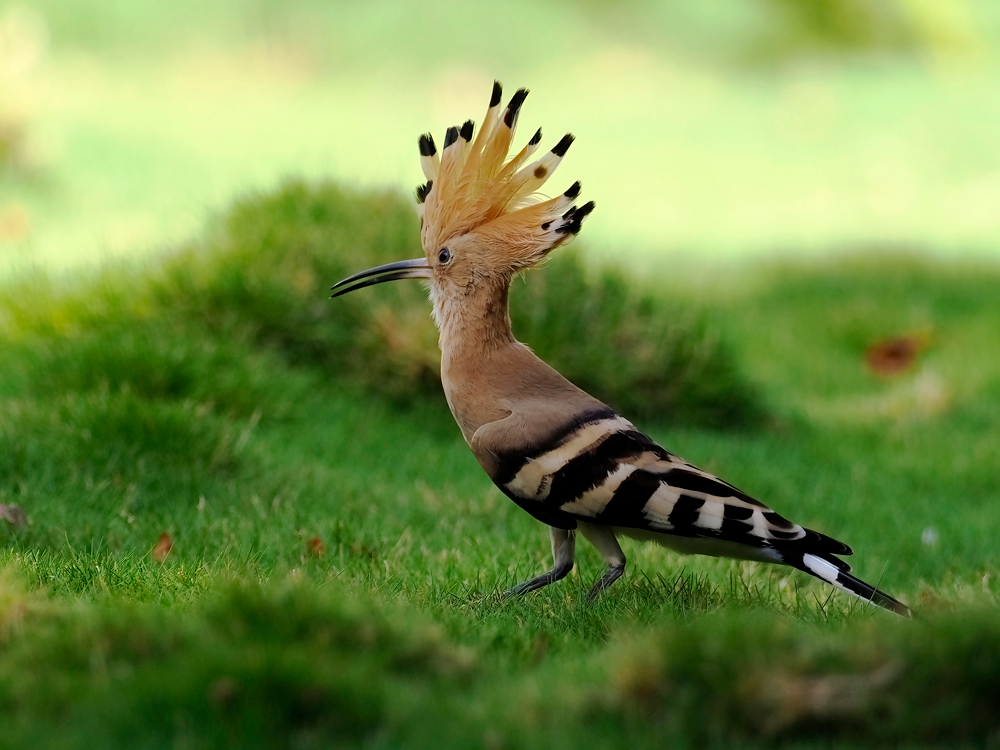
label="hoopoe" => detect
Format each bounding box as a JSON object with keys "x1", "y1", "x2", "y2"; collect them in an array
[{"x1": 331, "y1": 82, "x2": 911, "y2": 617}]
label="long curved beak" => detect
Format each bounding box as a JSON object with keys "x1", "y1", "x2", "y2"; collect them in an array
[{"x1": 330, "y1": 258, "x2": 432, "y2": 298}]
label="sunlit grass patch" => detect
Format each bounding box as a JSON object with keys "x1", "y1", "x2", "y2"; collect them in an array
[
  {"x1": 719, "y1": 255, "x2": 1000, "y2": 422},
  {"x1": 1, "y1": 180, "x2": 762, "y2": 425}
]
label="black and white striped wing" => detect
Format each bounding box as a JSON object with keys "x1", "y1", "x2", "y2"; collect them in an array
[
  {"x1": 490, "y1": 408, "x2": 850, "y2": 563},
  {"x1": 487, "y1": 409, "x2": 911, "y2": 616}
]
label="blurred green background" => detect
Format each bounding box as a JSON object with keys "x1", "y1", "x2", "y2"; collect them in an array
[{"x1": 2, "y1": 0, "x2": 999, "y2": 276}]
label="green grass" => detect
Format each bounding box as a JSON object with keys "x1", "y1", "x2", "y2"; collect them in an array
[
  {"x1": 3, "y1": 571, "x2": 999, "y2": 749},
  {"x1": 1, "y1": 181, "x2": 1000, "y2": 746},
  {"x1": 1, "y1": 181, "x2": 759, "y2": 424}
]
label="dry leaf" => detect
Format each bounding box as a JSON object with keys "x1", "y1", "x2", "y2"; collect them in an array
[
  {"x1": 208, "y1": 676, "x2": 240, "y2": 707},
  {"x1": 152, "y1": 532, "x2": 173, "y2": 563},
  {"x1": 306, "y1": 537, "x2": 325, "y2": 558},
  {"x1": 0, "y1": 503, "x2": 27, "y2": 528},
  {"x1": 865, "y1": 332, "x2": 930, "y2": 376}
]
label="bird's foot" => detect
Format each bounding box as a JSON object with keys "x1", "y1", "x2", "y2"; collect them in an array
[
  {"x1": 503, "y1": 562, "x2": 573, "y2": 598},
  {"x1": 585, "y1": 564, "x2": 624, "y2": 601}
]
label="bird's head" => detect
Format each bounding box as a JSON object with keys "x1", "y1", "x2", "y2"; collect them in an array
[{"x1": 331, "y1": 81, "x2": 595, "y2": 302}]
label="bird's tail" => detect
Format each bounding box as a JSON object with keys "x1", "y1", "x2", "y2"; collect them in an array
[{"x1": 792, "y1": 551, "x2": 912, "y2": 618}]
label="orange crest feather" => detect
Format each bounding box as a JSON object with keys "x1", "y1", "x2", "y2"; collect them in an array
[{"x1": 415, "y1": 81, "x2": 595, "y2": 262}]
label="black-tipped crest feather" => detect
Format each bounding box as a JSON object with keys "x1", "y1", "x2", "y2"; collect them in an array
[
  {"x1": 504, "y1": 88, "x2": 530, "y2": 127},
  {"x1": 418, "y1": 133, "x2": 436, "y2": 156},
  {"x1": 556, "y1": 201, "x2": 595, "y2": 235},
  {"x1": 552, "y1": 134, "x2": 575, "y2": 157},
  {"x1": 415, "y1": 81, "x2": 592, "y2": 250}
]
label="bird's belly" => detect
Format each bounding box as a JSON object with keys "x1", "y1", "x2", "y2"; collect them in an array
[{"x1": 615, "y1": 527, "x2": 782, "y2": 565}]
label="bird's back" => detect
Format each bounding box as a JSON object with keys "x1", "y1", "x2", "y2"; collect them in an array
[{"x1": 476, "y1": 394, "x2": 825, "y2": 555}]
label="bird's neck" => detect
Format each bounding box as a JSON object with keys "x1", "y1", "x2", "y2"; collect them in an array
[
  {"x1": 431, "y1": 278, "x2": 515, "y2": 363},
  {"x1": 430, "y1": 276, "x2": 603, "y2": 445},
  {"x1": 431, "y1": 278, "x2": 520, "y2": 440}
]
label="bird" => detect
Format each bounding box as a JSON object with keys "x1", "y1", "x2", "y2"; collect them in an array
[{"x1": 331, "y1": 81, "x2": 911, "y2": 617}]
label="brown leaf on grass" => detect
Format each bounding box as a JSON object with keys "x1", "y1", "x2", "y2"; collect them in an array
[
  {"x1": 865, "y1": 332, "x2": 931, "y2": 376},
  {"x1": 208, "y1": 676, "x2": 240, "y2": 707},
  {"x1": 0, "y1": 503, "x2": 27, "y2": 528},
  {"x1": 152, "y1": 532, "x2": 173, "y2": 563},
  {"x1": 306, "y1": 537, "x2": 325, "y2": 558}
]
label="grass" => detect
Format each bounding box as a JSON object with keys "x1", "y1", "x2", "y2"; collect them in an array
[
  {"x1": 4, "y1": 572, "x2": 998, "y2": 749},
  {"x1": 1, "y1": 180, "x2": 1000, "y2": 746},
  {"x1": 1, "y1": 181, "x2": 759, "y2": 424}
]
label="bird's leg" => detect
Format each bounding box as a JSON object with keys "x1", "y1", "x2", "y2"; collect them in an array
[
  {"x1": 577, "y1": 522, "x2": 626, "y2": 600},
  {"x1": 504, "y1": 526, "x2": 576, "y2": 597}
]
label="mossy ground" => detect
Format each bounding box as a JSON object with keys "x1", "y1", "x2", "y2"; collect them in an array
[{"x1": 2, "y1": 182, "x2": 999, "y2": 747}]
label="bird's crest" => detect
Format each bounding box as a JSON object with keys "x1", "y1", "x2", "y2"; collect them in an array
[{"x1": 415, "y1": 81, "x2": 595, "y2": 265}]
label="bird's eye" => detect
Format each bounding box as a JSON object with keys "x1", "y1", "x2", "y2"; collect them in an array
[{"x1": 438, "y1": 248, "x2": 451, "y2": 264}]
